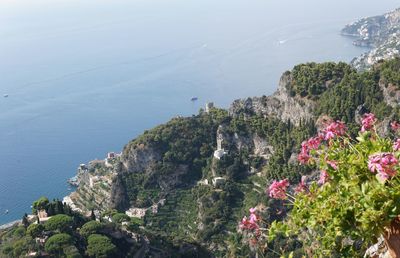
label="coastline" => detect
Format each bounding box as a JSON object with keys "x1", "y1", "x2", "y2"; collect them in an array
[{"x1": 0, "y1": 220, "x2": 21, "y2": 230}]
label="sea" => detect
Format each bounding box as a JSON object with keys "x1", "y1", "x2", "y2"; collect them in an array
[{"x1": 0, "y1": 0, "x2": 399, "y2": 224}]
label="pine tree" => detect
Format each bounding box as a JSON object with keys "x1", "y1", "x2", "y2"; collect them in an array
[
  {"x1": 90, "y1": 209, "x2": 96, "y2": 221},
  {"x1": 22, "y1": 213, "x2": 29, "y2": 228}
]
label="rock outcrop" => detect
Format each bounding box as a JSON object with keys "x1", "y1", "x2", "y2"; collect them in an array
[
  {"x1": 229, "y1": 72, "x2": 315, "y2": 126},
  {"x1": 121, "y1": 144, "x2": 161, "y2": 174}
]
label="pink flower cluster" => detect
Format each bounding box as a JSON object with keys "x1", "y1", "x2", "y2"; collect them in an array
[
  {"x1": 298, "y1": 120, "x2": 346, "y2": 164},
  {"x1": 361, "y1": 113, "x2": 376, "y2": 132},
  {"x1": 324, "y1": 121, "x2": 347, "y2": 140},
  {"x1": 295, "y1": 176, "x2": 307, "y2": 193},
  {"x1": 391, "y1": 121, "x2": 400, "y2": 131},
  {"x1": 268, "y1": 179, "x2": 290, "y2": 199},
  {"x1": 298, "y1": 136, "x2": 322, "y2": 164},
  {"x1": 368, "y1": 153, "x2": 398, "y2": 180},
  {"x1": 318, "y1": 170, "x2": 329, "y2": 185},
  {"x1": 394, "y1": 139, "x2": 400, "y2": 151},
  {"x1": 240, "y1": 207, "x2": 259, "y2": 231}
]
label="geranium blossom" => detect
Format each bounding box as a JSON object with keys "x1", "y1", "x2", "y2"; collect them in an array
[
  {"x1": 394, "y1": 139, "x2": 400, "y2": 151},
  {"x1": 298, "y1": 135, "x2": 323, "y2": 164},
  {"x1": 318, "y1": 170, "x2": 329, "y2": 185},
  {"x1": 268, "y1": 179, "x2": 290, "y2": 199},
  {"x1": 361, "y1": 113, "x2": 376, "y2": 132},
  {"x1": 240, "y1": 207, "x2": 260, "y2": 233},
  {"x1": 298, "y1": 151, "x2": 311, "y2": 164},
  {"x1": 368, "y1": 153, "x2": 398, "y2": 180},
  {"x1": 391, "y1": 121, "x2": 400, "y2": 131},
  {"x1": 323, "y1": 121, "x2": 347, "y2": 140}
]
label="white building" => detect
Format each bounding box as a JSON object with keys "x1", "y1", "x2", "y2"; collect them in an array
[
  {"x1": 213, "y1": 149, "x2": 228, "y2": 160},
  {"x1": 212, "y1": 177, "x2": 226, "y2": 188},
  {"x1": 126, "y1": 208, "x2": 147, "y2": 219}
]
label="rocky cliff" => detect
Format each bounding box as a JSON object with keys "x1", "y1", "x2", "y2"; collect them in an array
[{"x1": 229, "y1": 72, "x2": 315, "y2": 126}]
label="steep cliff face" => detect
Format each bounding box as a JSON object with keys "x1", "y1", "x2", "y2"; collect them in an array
[
  {"x1": 342, "y1": 8, "x2": 400, "y2": 70},
  {"x1": 121, "y1": 144, "x2": 162, "y2": 174},
  {"x1": 229, "y1": 72, "x2": 315, "y2": 126}
]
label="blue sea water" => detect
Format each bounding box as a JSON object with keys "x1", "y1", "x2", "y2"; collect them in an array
[{"x1": 0, "y1": 0, "x2": 399, "y2": 224}]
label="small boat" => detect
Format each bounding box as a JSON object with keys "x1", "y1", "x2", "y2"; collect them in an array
[
  {"x1": 3, "y1": 94, "x2": 8, "y2": 98},
  {"x1": 4, "y1": 209, "x2": 9, "y2": 214},
  {"x1": 190, "y1": 97, "x2": 198, "y2": 101}
]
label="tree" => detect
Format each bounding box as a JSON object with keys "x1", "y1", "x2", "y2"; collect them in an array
[
  {"x1": 64, "y1": 245, "x2": 82, "y2": 258},
  {"x1": 79, "y1": 221, "x2": 104, "y2": 238},
  {"x1": 27, "y1": 223, "x2": 44, "y2": 238},
  {"x1": 112, "y1": 213, "x2": 130, "y2": 224},
  {"x1": 12, "y1": 237, "x2": 35, "y2": 257},
  {"x1": 45, "y1": 214, "x2": 73, "y2": 232},
  {"x1": 90, "y1": 209, "x2": 96, "y2": 221},
  {"x1": 44, "y1": 233, "x2": 73, "y2": 255},
  {"x1": 86, "y1": 234, "x2": 116, "y2": 258},
  {"x1": 32, "y1": 197, "x2": 49, "y2": 214},
  {"x1": 22, "y1": 213, "x2": 29, "y2": 228}
]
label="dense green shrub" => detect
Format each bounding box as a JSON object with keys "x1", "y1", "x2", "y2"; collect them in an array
[
  {"x1": 87, "y1": 234, "x2": 116, "y2": 258},
  {"x1": 45, "y1": 214, "x2": 73, "y2": 232}
]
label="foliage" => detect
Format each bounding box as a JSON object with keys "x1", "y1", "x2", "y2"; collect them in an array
[
  {"x1": 80, "y1": 221, "x2": 105, "y2": 239},
  {"x1": 112, "y1": 213, "x2": 130, "y2": 224},
  {"x1": 268, "y1": 116, "x2": 400, "y2": 256},
  {"x1": 45, "y1": 214, "x2": 73, "y2": 232},
  {"x1": 32, "y1": 196, "x2": 49, "y2": 214},
  {"x1": 378, "y1": 57, "x2": 400, "y2": 86},
  {"x1": 86, "y1": 234, "x2": 117, "y2": 258},
  {"x1": 290, "y1": 62, "x2": 353, "y2": 97},
  {"x1": 44, "y1": 233, "x2": 73, "y2": 255},
  {"x1": 27, "y1": 223, "x2": 44, "y2": 238}
]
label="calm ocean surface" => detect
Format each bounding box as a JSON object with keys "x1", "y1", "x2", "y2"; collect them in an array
[{"x1": 0, "y1": 0, "x2": 399, "y2": 224}]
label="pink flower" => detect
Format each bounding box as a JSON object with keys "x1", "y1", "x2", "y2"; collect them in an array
[
  {"x1": 391, "y1": 121, "x2": 400, "y2": 131},
  {"x1": 306, "y1": 136, "x2": 322, "y2": 150},
  {"x1": 323, "y1": 121, "x2": 347, "y2": 140},
  {"x1": 268, "y1": 179, "x2": 290, "y2": 199},
  {"x1": 368, "y1": 155, "x2": 382, "y2": 173},
  {"x1": 240, "y1": 207, "x2": 259, "y2": 231},
  {"x1": 394, "y1": 139, "x2": 400, "y2": 151},
  {"x1": 325, "y1": 131, "x2": 335, "y2": 140},
  {"x1": 295, "y1": 176, "x2": 307, "y2": 193},
  {"x1": 361, "y1": 113, "x2": 376, "y2": 132},
  {"x1": 326, "y1": 159, "x2": 338, "y2": 170},
  {"x1": 240, "y1": 216, "x2": 259, "y2": 231},
  {"x1": 249, "y1": 213, "x2": 257, "y2": 223},
  {"x1": 318, "y1": 170, "x2": 329, "y2": 185},
  {"x1": 368, "y1": 153, "x2": 398, "y2": 180},
  {"x1": 298, "y1": 151, "x2": 311, "y2": 164}
]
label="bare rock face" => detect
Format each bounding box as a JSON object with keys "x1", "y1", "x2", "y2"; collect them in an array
[
  {"x1": 216, "y1": 124, "x2": 252, "y2": 152},
  {"x1": 109, "y1": 174, "x2": 129, "y2": 210},
  {"x1": 252, "y1": 134, "x2": 274, "y2": 159},
  {"x1": 229, "y1": 72, "x2": 315, "y2": 126},
  {"x1": 121, "y1": 143, "x2": 162, "y2": 174}
]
